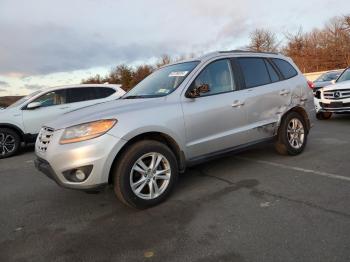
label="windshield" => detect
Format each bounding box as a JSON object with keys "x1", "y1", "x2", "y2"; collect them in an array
[
  {"x1": 315, "y1": 71, "x2": 341, "y2": 82},
  {"x1": 7, "y1": 90, "x2": 42, "y2": 108},
  {"x1": 337, "y1": 68, "x2": 350, "y2": 83},
  {"x1": 123, "y1": 61, "x2": 199, "y2": 99}
]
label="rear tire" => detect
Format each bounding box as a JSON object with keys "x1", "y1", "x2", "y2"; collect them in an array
[
  {"x1": 113, "y1": 140, "x2": 178, "y2": 209},
  {"x1": 275, "y1": 112, "x2": 308, "y2": 156},
  {"x1": 316, "y1": 112, "x2": 332, "y2": 120},
  {"x1": 0, "y1": 128, "x2": 21, "y2": 159}
]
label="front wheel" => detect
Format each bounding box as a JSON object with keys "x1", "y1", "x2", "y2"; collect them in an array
[
  {"x1": 113, "y1": 140, "x2": 178, "y2": 209},
  {"x1": 275, "y1": 112, "x2": 308, "y2": 156},
  {"x1": 0, "y1": 128, "x2": 21, "y2": 159}
]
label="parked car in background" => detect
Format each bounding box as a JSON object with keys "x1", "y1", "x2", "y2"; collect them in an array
[
  {"x1": 314, "y1": 67, "x2": 350, "y2": 119},
  {"x1": 313, "y1": 70, "x2": 343, "y2": 90},
  {"x1": 35, "y1": 51, "x2": 314, "y2": 209},
  {"x1": 0, "y1": 84, "x2": 125, "y2": 158}
]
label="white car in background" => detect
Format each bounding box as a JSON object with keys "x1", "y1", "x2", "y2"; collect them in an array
[
  {"x1": 314, "y1": 67, "x2": 350, "y2": 119},
  {"x1": 0, "y1": 84, "x2": 125, "y2": 158}
]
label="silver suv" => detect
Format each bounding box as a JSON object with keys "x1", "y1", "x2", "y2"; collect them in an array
[{"x1": 35, "y1": 51, "x2": 314, "y2": 209}]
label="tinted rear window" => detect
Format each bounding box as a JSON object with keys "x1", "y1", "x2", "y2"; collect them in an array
[
  {"x1": 96, "y1": 87, "x2": 116, "y2": 99},
  {"x1": 238, "y1": 58, "x2": 271, "y2": 88},
  {"x1": 272, "y1": 58, "x2": 298, "y2": 79},
  {"x1": 67, "y1": 87, "x2": 97, "y2": 103}
]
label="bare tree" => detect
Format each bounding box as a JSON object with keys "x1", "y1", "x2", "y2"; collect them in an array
[
  {"x1": 156, "y1": 54, "x2": 172, "y2": 68},
  {"x1": 247, "y1": 29, "x2": 279, "y2": 52},
  {"x1": 130, "y1": 65, "x2": 154, "y2": 87}
]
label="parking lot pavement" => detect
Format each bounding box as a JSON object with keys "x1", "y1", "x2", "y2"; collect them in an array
[{"x1": 0, "y1": 115, "x2": 350, "y2": 262}]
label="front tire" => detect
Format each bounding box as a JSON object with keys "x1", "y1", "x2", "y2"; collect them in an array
[
  {"x1": 0, "y1": 128, "x2": 20, "y2": 159},
  {"x1": 113, "y1": 140, "x2": 178, "y2": 209},
  {"x1": 316, "y1": 112, "x2": 332, "y2": 120},
  {"x1": 275, "y1": 112, "x2": 308, "y2": 156}
]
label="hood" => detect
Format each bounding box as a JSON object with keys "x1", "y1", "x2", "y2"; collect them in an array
[
  {"x1": 323, "y1": 81, "x2": 350, "y2": 91},
  {"x1": 46, "y1": 97, "x2": 166, "y2": 130},
  {"x1": 313, "y1": 81, "x2": 333, "y2": 88}
]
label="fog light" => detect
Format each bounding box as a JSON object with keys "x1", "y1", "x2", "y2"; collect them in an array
[
  {"x1": 62, "y1": 165, "x2": 93, "y2": 182},
  {"x1": 75, "y1": 169, "x2": 86, "y2": 181}
]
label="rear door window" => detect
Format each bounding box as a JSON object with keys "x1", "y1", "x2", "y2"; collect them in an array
[
  {"x1": 67, "y1": 87, "x2": 98, "y2": 103},
  {"x1": 264, "y1": 60, "x2": 280, "y2": 83},
  {"x1": 272, "y1": 58, "x2": 298, "y2": 79},
  {"x1": 237, "y1": 58, "x2": 271, "y2": 88}
]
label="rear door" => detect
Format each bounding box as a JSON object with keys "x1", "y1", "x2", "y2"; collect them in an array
[
  {"x1": 235, "y1": 57, "x2": 293, "y2": 141},
  {"x1": 181, "y1": 58, "x2": 251, "y2": 159}
]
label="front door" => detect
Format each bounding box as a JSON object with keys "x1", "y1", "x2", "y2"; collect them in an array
[
  {"x1": 22, "y1": 89, "x2": 71, "y2": 134},
  {"x1": 181, "y1": 59, "x2": 250, "y2": 160}
]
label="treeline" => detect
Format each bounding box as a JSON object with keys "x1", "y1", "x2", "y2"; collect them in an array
[
  {"x1": 82, "y1": 14, "x2": 350, "y2": 90},
  {"x1": 0, "y1": 96, "x2": 23, "y2": 107},
  {"x1": 82, "y1": 55, "x2": 190, "y2": 91}
]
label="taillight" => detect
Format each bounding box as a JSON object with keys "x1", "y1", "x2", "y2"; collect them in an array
[{"x1": 307, "y1": 80, "x2": 315, "y2": 89}]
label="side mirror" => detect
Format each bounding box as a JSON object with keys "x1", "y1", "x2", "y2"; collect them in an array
[
  {"x1": 330, "y1": 80, "x2": 336, "y2": 84},
  {"x1": 26, "y1": 102, "x2": 42, "y2": 110},
  {"x1": 186, "y1": 84, "x2": 210, "y2": 98}
]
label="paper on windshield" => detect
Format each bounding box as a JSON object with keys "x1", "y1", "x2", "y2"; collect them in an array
[{"x1": 168, "y1": 71, "x2": 189, "y2": 77}]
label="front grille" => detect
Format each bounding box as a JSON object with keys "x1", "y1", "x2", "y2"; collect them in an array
[
  {"x1": 37, "y1": 127, "x2": 54, "y2": 152},
  {"x1": 320, "y1": 102, "x2": 350, "y2": 108},
  {"x1": 323, "y1": 89, "x2": 350, "y2": 100}
]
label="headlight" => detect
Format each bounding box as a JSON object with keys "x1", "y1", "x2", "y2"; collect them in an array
[{"x1": 60, "y1": 119, "x2": 117, "y2": 144}]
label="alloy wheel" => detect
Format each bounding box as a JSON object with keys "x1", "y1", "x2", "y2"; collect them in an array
[
  {"x1": 287, "y1": 118, "x2": 305, "y2": 149},
  {"x1": 130, "y1": 152, "x2": 171, "y2": 200},
  {"x1": 0, "y1": 132, "x2": 16, "y2": 156}
]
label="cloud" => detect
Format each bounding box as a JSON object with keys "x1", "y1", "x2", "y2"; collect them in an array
[
  {"x1": 23, "y1": 84, "x2": 46, "y2": 90},
  {"x1": 0, "y1": 0, "x2": 348, "y2": 78},
  {"x1": 0, "y1": 80, "x2": 9, "y2": 87},
  {"x1": 0, "y1": 88, "x2": 6, "y2": 92},
  {"x1": 0, "y1": 23, "x2": 184, "y2": 76}
]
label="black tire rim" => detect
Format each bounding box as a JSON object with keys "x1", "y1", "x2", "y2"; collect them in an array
[{"x1": 0, "y1": 132, "x2": 16, "y2": 156}]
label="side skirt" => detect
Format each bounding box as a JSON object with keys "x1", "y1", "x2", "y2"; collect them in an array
[{"x1": 186, "y1": 137, "x2": 275, "y2": 167}]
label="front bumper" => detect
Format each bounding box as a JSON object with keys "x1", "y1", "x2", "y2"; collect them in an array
[
  {"x1": 314, "y1": 98, "x2": 350, "y2": 113},
  {"x1": 35, "y1": 129, "x2": 127, "y2": 190},
  {"x1": 34, "y1": 157, "x2": 107, "y2": 190}
]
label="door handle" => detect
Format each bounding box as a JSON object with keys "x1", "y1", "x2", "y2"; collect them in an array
[
  {"x1": 232, "y1": 100, "x2": 245, "y2": 107},
  {"x1": 59, "y1": 106, "x2": 70, "y2": 110},
  {"x1": 279, "y1": 89, "x2": 290, "y2": 96}
]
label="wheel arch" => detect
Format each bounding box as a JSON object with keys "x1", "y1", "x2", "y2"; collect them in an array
[
  {"x1": 108, "y1": 131, "x2": 186, "y2": 184},
  {"x1": 0, "y1": 123, "x2": 25, "y2": 141},
  {"x1": 278, "y1": 106, "x2": 311, "y2": 134}
]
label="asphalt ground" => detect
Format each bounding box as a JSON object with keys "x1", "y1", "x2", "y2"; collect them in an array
[{"x1": 0, "y1": 114, "x2": 349, "y2": 262}]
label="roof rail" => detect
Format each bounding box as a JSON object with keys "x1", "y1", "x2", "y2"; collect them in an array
[{"x1": 219, "y1": 50, "x2": 280, "y2": 55}]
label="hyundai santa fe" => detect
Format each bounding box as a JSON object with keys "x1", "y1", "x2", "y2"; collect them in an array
[{"x1": 35, "y1": 51, "x2": 314, "y2": 209}]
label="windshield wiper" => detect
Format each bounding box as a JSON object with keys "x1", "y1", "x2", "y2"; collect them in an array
[{"x1": 123, "y1": 95, "x2": 146, "y2": 99}]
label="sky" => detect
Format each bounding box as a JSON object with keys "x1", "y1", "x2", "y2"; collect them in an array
[{"x1": 0, "y1": 0, "x2": 348, "y2": 96}]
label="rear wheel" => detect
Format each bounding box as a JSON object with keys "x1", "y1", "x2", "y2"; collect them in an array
[
  {"x1": 0, "y1": 128, "x2": 21, "y2": 159},
  {"x1": 113, "y1": 140, "x2": 178, "y2": 209},
  {"x1": 275, "y1": 112, "x2": 308, "y2": 156},
  {"x1": 316, "y1": 112, "x2": 332, "y2": 120}
]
